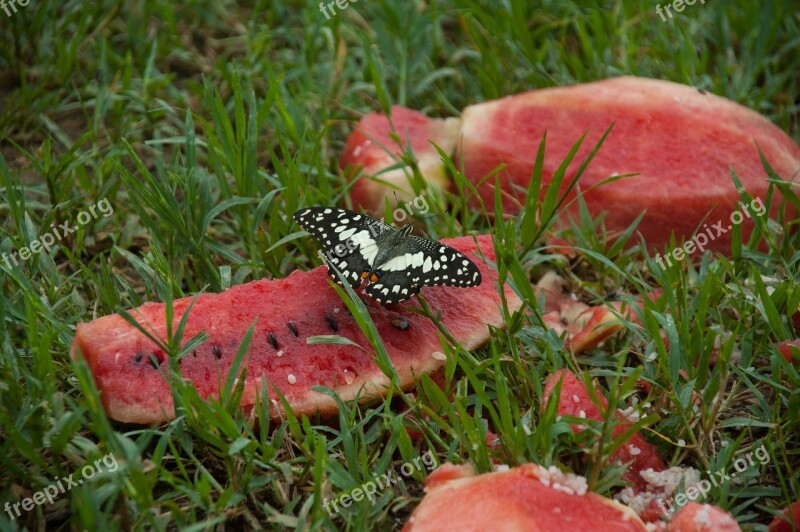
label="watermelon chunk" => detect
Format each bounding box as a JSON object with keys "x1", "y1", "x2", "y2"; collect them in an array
[
  {"x1": 768, "y1": 499, "x2": 800, "y2": 532},
  {"x1": 668, "y1": 502, "x2": 741, "y2": 531},
  {"x1": 543, "y1": 369, "x2": 666, "y2": 493},
  {"x1": 777, "y1": 339, "x2": 800, "y2": 364},
  {"x1": 403, "y1": 462, "x2": 647, "y2": 531},
  {"x1": 341, "y1": 106, "x2": 460, "y2": 217},
  {"x1": 457, "y1": 76, "x2": 800, "y2": 252},
  {"x1": 70, "y1": 235, "x2": 520, "y2": 424}
]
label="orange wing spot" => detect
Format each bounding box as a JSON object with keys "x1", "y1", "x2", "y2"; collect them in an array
[
  {"x1": 369, "y1": 273, "x2": 379, "y2": 283},
  {"x1": 361, "y1": 272, "x2": 369, "y2": 279}
]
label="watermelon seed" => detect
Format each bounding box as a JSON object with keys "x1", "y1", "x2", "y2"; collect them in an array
[
  {"x1": 325, "y1": 313, "x2": 338, "y2": 332},
  {"x1": 288, "y1": 321, "x2": 298, "y2": 337},
  {"x1": 268, "y1": 332, "x2": 279, "y2": 350},
  {"x1": 391, "y1": 317, "x2": 409, "y2": 331},
  {"x1": 134, "y1": 352, "x2": 144, "y2": 364},
  {"x1": 213, "y1": 345, "x2": 222, "y2": 359}
]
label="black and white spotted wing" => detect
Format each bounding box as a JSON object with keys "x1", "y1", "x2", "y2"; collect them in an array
[
  {"x1": 294, "y1": 207, "x2": 392, "y2": 289},
  {"x1": 293, "y1": 207, "x2": 482, "y2": 305},
  {"x1": 363, "y1": 236, "x2": 482, "y2": 304}
]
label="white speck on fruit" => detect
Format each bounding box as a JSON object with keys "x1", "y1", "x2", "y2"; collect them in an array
[
  {"x1": 276, "y1": 350, "x2": 284, "y2": 357},
  {"x1": 287, "y1": 374, "x2": 297, "y2": 384},
  {"x1": 333, "y1": 307, "x2": 340, "y2": 313},
  {"x1": 432, "y1": 351, "x2": 446, "y2": 361}
]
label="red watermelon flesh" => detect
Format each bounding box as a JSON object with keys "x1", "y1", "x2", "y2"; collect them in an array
[
  {"x1": 341, "y1": 106, "x2": 460, "y2": 218},
  {"x1": 70, "y1": 235, "x2": 520, "y2": 424},
  {"x1": 669, "y1": 502, "x2": 742, "y2": 531},
  {"x1": 543, "y1": 369, "x2": 666, "y2": 493},
  {"x1": 769, "y1": 499, "x2": 800, "y2": 532},
  {"x1": 403, "y1": 462, "x2": 647, "y2": 531},
  {"x1": 457, "y1": 76, "x2": 800, "y2": 252}
]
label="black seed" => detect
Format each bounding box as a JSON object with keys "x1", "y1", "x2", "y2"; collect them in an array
[
  {"x1": 325, "y1": 312, "x2": 338, "y2": 332},
  {"x1": 391, "y1": 317, "x2": 409, "y2": 331},
  {"x1": 134, "y1": 352, "x2": 144, "y2": 364},
  {"x1": 268, "y1": 332, "x2": 279, "y2": 350},
  {"x1": 698, "y1": 87, "x2": 707, "y2": 95},
  {"x1": 213, "y1": 345, "x2": 222, "y2": 359},
  {"x1": 288, "y1": 321, "x2": 298, "y2": 337},
  {"x1": 192, "y1": 350, "x2": 197, "y2": 357}
]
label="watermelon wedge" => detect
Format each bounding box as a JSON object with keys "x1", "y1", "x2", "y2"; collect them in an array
[
  {"x1": 341, "y1": 78, "x2": 800, "y2": 253},
  {"x1": 669, "y1": 502, "x2": 741, "y2": 532},
  {"x1": 543, "y1": 370, "x2": 666, "y2": 493},
  {"x1": 70, "y1": 235, "x2": 520, "y2": 424},
  {"x1": 457, "y1": 77, "x2": 800, "y2": 252},
  {"x1": 403, "y1": 462, "x2": 647, "y2": 531},
  {"x1": 341, "y1": 106, "x2": 460, "y2": 218},
  {"x1": 769, "y1": 499, "x2": 800, "y2": 532}
]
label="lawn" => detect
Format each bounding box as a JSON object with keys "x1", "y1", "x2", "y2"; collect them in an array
[{"x1": 1, "y1": 0, "x2": 799, "y2": 530}]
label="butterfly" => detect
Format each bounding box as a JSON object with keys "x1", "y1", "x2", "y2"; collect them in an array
[{"x1": 293, "y1": 207, "x2": 482, "y2": 305}]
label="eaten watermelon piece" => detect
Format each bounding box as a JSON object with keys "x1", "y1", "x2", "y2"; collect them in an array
[
  {"x1": 535, "y1": 271, "x2": 657, "y2": 353},
  {"x1": 543, "y1": 369, "x2": 666, "y2": 493},
  {"x1": 70, "y1": 235, "x2": 520, "y2": 424},
  {"x1": 777, "y1": 339, "x2": 800, "y2": 364},
  {"x1": 403, "y1": 462, "x2": 647, "y2": 531},
  {"x1": 341, "y1": 106, "x2": 460, "y2": 218},
  {"x1": 457, "y1": 76, "x2": 800, "y2": 252},
  {"x1": 769, "y1": 499, "x2": 800, "y2": 532},
  {"x1": 668, "y1": 502, "x2": 741, "y2": 531}
]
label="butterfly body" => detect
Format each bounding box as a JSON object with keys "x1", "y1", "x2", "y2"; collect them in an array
[{"x1": 293, "y1": 207, "x2": 482, "y2": 305}]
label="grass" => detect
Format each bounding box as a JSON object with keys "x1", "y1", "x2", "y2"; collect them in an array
[{"x1": 1, "y1": 0, "x2": 799, "y2": 529}]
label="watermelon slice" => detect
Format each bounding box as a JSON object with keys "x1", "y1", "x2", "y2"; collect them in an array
[
  {"x1": 543, "y1": 369, "x2": 666, "y2": 493},
  {"x1": 777, "y1": 339, "x2": 800, "y2": 364},
  {"x1": 669, "y1": 502, "x2": 741, "y2": 532},
  {"x1": 457, "y1": 76, "x2": 800, "y2": 252},
  {"x1": 70, "y1": 235, "x2": 520, "y2": 424},
  {"x1": 340, "y1": 106, "x2": 460, "y2": 218},
  {"x1": 769, "y1": 499, "x2": 800, "y2": 532},
  {"x1": 403, "y1": 462, "x2": 647, "y2": 531}
]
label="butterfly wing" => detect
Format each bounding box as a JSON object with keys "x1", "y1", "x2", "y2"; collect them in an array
[
  {"x1": 294, "y1": 207, "x2": 393, "y2": 288},
  {"x1": 365, "y1": 236, "x2": 482, "y2": 304}
]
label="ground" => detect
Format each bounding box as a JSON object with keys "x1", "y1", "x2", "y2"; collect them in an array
[{"x1": 0, "y1": 1, "x2": 798, "y2": 530}]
